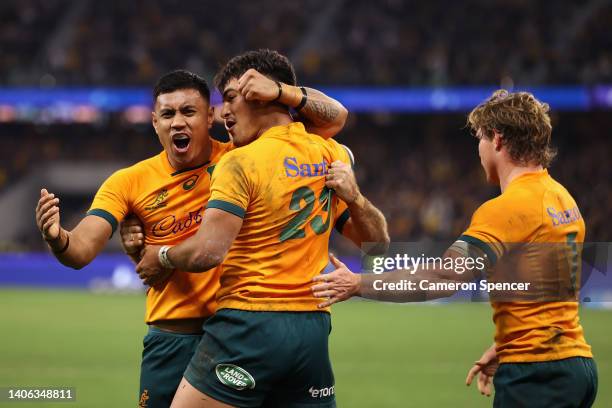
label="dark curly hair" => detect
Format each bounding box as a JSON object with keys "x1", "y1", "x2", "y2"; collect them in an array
[
  {"x1": 214, "y1": 49, "x2": 296, "y2": 92},
  {"x1": 467, "y1": 89, "x2": 557, "y2": 167}
]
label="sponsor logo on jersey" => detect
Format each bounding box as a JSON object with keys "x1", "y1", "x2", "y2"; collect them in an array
[
  {"x1": 309, "y1": 385, "x2": 335, "y2": 399},
  {"x1": 215, "y1": 364, "x2": 255, "y2": 390},
  {"x1": 547, "y1": 206, "x2": 582, "y2": 227},
  {"x1": 144, "y1": 189, "x2": 168, "y2": 211},
  {"x1": 182, "y1": 175, "x2": 199, "y2": 191},
  {"x1": 284, "y1": 157, "x2": 329, "y2": 178},
  {"x1": 151, "y1": 206, "x2": 203, "y2": 237}
]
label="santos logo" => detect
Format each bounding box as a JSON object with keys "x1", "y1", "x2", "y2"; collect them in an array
[
  {"x1": 309, "y1": 385, "x2": 335, "y2": 398},
  {"x1": 284, "y1": 157, "x2": 329, "y2": 177}
]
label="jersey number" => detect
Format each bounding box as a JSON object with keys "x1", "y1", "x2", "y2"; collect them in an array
[{"x1": 280, "y1": 186, "x2": 333, "y2": 242}]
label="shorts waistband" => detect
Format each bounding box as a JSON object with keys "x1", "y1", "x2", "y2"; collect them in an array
[{"x1": 149, "y1": 317, "x2": 207, "y2": 335}]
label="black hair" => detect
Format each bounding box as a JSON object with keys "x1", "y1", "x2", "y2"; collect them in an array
[
  {"x1": 153, "y1": 69, "x2": 210, "y2": 102},
  {"x1": 214, "y1": 49, "x2": 296, "y2": 92}
]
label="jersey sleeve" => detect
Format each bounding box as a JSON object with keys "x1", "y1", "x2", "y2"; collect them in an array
[
  {"x1": 334, "y1": 199, "x2": 350, "y2": 233},
  {"x1": 87, "y1": 168, "x2": 133, "y2": 235},
  {"x1": 459, "y1": 200, "x2": 506, "y2": 265},
  {"x1": 207, "y1": 151, "x2": 253, "y2": 218},
  {"x1": 340, "y1": 144, "x2": 355, "y2": 167}
]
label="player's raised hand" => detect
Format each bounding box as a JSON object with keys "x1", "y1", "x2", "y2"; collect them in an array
[
  {"x1": 237, "y1": 68, "x2": 280, "y2": 102},
  {"x1": 325, "y1": 161, "x2": 361, "y2": 204},
  {"x1": 312, "y1": 254, "x2": 361, "y2": 308},
  {"x1": 136, "y1": 245, "x2": 174, "y2": 288},
  {"x1": 465, "y1": 344, "x2": 499, "y2": 397},
  {"x1": 36, "y1": 188, "x2": 61, "y2": 241},
  {"x1": 120, "y1": 215, "x2": 145, "y2": 264}
]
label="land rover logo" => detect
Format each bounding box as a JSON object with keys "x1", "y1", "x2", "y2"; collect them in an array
[
  {"x1": 215, "y1": 364, "x2": 255, "y2": 390},
  {"x1": 183, "y1": 175, "x2": 199, "y2": 191}
]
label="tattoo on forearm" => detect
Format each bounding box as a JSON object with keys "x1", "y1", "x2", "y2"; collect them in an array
[{"x1": 302, "y1": 97, "x2": 340, "y2": 125}]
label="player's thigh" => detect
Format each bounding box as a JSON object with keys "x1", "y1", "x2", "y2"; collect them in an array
[
  {"x1": 262, "y1": 312, "x2": 336, "y2": 408},
  {"x1": 171, "y1": 377, "x2": 236, "y2": 408},
  {"x1": 184, "y1": 309, "x2": 278, "y2": 407},
  {"x1": 493, "y1": 357, "x2": 598, "y2": 408},
  {"x1": 139, "y1": 327, "x2": 202, "y2": 408},
  {"x1": 184, "y1": 309, "x2": 334, "y2": 408}
]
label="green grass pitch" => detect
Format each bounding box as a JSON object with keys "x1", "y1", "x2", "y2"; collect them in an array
[{"x1": 0, "y1": 289, "x2": 609, "y2": 407}]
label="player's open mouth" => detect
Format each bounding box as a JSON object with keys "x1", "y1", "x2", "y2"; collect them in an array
[
  {"x1": 225, "y1": 118, "x2": 236, "y2": 134},
  {"x1": 172, "y1": 133, "x2": 191, "y2": 153}
]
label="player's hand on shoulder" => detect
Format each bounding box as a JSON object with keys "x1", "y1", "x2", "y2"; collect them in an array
[
  {"x1": 325, "y1": 161, "x2": 361, "y2": 204},
  {"x1": 120, "y1": 215, "x2": 145, "y2": 263},
  {"x1": 237, "y1": 68, "x2": 278, "y2": 102},
  {"x1": 465, "y1": 345, "x2": 499, "y2": 397},
  {"x1": 136, "y1": 245, "x2": 173, "y2": 288},
  {"x1": 312, "y1": 254, "x2": 361, "y2": 308},
  {"x1": 36, "y1": 188, "x2": 61, "y2": 241}
]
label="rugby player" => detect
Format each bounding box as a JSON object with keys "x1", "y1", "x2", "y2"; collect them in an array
[
  {"x1": 312, "y1": 90, "x2": 598, "y2": 407},
  {"x1": 35, "y1": 68, "x2": 350, "y2": 408},
  {"x1": 136, "y1": 49, "x2": 390, "y2": 407}
]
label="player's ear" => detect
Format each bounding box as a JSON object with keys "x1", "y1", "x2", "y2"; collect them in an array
[
  {"x1": 207, "y1": 105, "x2": 214, "y2": 129},
  {"x1": 151, "y1": 111, "x2": 159, "y2": 134},
  {"x1": 492, "y1": 130, "x2": 503, "y2": 151}
]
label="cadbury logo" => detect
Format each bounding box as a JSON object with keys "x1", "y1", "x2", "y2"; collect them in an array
[{"x1": 151, "y1": 207, "x2": 204, "y2": 237}]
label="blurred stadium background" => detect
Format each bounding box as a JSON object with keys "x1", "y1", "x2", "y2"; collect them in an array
[{"x1": 0, "y1": 0, "x2": 611, "y2": 406}]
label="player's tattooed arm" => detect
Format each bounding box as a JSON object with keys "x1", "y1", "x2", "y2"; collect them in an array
[
  {"x1": 235, "y1": 69, "x2": 348, "y2": 139},
  {"x1": 294, "y1": 87, "x2": 347, "y2": 139},
  {"x1": 36, "y1": 188, "x2": 111, "y2": 269}
]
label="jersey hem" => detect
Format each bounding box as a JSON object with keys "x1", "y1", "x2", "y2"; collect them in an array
[
  {"x1": 498, "y1": 349, "x2": 593, "y2": 364},
  {"x1": 217, "y1": 300, "x2": 331, "y2": 313}
]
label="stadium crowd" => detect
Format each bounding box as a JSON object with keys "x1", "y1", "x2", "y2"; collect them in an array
[
  {"x1": 2, "y1": 0, "x2": 612, "y2": 86},
  {"x1": 2, "y1": 112, "x2": 609, "y2": 250},
  {"x1": 1, "y1": 0, "x2": 610, "y2": 248}
]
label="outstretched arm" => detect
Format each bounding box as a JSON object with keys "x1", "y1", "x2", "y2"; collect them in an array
[
  {"x1": 312, "y1": 243, "x2": 487, "y2": 307},
  {"x1": 35, "y1": 189, "x2": 111, "y2": 269},
  {"x1": 236, "y1": 69, "x2": 348, "y2": 139}
]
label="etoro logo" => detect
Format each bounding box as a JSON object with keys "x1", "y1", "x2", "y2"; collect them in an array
[
  {"x1": 309, "y1": 385, "x2": 335, "y2": 398},
  {"x1": 215, "y1": 364, "x2": 256, "y2": 390}
]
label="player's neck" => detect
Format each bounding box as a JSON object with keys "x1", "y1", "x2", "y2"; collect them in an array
[
  {"x1": 498, "y1": 163, "x2": 544, "y2": 192},
  {"x1": 255, "y1": 111, "x2": 293, "y2": 139}
]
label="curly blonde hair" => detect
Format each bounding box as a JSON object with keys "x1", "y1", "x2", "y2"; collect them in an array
[{"x1": 467, "y1": 89, "x2": 556, "y2": 167}]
